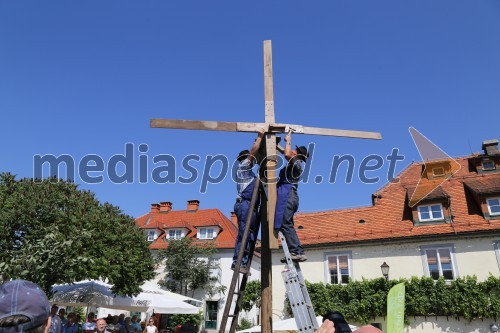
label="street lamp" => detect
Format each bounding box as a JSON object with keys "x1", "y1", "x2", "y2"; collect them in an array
[
  {"x1": 380, "y1": 262, "x2": 390, "y2": 280},
  {"x1": 490, "y1": 323, "x2": 499, "y2": 332}
]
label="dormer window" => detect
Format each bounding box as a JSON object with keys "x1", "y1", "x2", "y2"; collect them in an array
[
  {"x1": 167, "y1": 229, "x2": 184, "y2": 240},
  {"x1": 199, "y1": 227, "x2": 215, "y2": 240},
  {"x1": 482, "y1": 160, "x2": 496, "y2": 171},
  {"x1": 418, "y1": 204, "x2": 444, "y2": 221},
  {"x1": 487, "y1": 198, "x2": 500, "y2": 216}
]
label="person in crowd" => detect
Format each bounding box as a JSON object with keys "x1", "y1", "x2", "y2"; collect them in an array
[
  {"x1": 121, "y1": 318, "x2": 132, "y2": 333},
  {"x1": 62, "y1": 314, "x2": 78, "y2": 333},
  {"x1": 275, "y1": 131, "x2": 309, "y2": 262},
  {"x1": 49, "y1": 305, "x2": 62, "y2": 333},
  {"x1": 232, "y1": 129, "x2": 264, "y2": 272},
  {"x1": 107, "y1": 316, "x2": 121, "y2": 333},
  {"x1": 129, "y1": 316, "x2": 141, "y2": 333},
  {"x1": 117, "y1": 315, "x2": 125, "y2": 328},
  {"x1": 95, "y1": 319, "x2": 110, "y2": 333},
  {"x1": 58, "y1": 309, "x2": 68, "y2": 327},
  {"x1": 142, "y1": 318, "x2": 157, "y2": 333},
  {"x1": 75, "y1": 315, "x2": 82, "y2": 333},
  {"x1": 82, "y1": 313, "x2": 96, "y2": 333},
  {"x1": 0, "y1": 279, "x2": 52, "y2": 333}
]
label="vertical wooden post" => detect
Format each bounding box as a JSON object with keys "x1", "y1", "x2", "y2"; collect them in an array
[{"x1": 260, "y1": 39, "x2": 277, "y2": 333}]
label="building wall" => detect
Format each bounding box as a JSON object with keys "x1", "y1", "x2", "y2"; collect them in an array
[
  {"x1": 351, "y1": 316, "x2": 499, "y2": 333},
  {"x1": 150, "y1": 249, "x2": 261, "y2": 332},
  {"x1": 271, "y1": 236, "x2": 500, "y2": 323}
]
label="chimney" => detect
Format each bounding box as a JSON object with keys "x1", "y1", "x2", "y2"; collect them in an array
[
  {"x1": 230, "y1": 212, "x2": 238, "y2": 225},
  {"x1": 150, "y1": 203, "x2": 160, "y2": 214},
  {"x1": 482, "y1": 139, "x2": 499, "y2": 156},
  {"x1": 160, "y1": 201, "x2": 172, "y2": 213},
  {"x1": 187, "y1": 200, "x2": 200, "y2": 211}
]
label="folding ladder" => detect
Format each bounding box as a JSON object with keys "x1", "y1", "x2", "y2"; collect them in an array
[
  {"x1": 279, "y1": 231, "x2": 319, "y2": 333},
  {"x1": 219, "y1": 178, "x2": 318, "y2": 333},
  {"x1": 218, "y1": 176, "x2": 261, "y2": 333}
]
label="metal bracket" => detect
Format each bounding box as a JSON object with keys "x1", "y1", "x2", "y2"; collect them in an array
[{"x1": 267, "y1": 123, "x2": 305, "y2": 134}]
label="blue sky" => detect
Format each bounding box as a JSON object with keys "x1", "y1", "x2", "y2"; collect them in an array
[{"x1": 1, "y1": 1, "x2": 499, "y2": 219}]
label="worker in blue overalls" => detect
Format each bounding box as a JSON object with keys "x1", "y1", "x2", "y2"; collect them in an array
[
  {"x1": 275, "y1": 131, "x2": 309, "y2": 262},
  {"x1": 232, "y1": 129, "x2": 265, "y2": 272}
]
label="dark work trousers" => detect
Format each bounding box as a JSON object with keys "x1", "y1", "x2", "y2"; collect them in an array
[
  {"x1": 280, "y1": 188, "x2": 304, "y2": 255},
  {"x1": 233, "y1": 199, "x2": 258, "y2": 267}
]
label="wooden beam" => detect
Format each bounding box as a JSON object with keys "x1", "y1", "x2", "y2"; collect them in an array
[
  {"x1": 150, "y1": 119, "x2": 262, "y2": 132},
  {"x1": 261, "y1": 39, "x2": 275, "y2": 333},
  {"x1": 302, "y1": 126, "x2": 382, "y2": 139},
  {"x1": 151, "y1": 119, "x2": 381, "y2": 139}
]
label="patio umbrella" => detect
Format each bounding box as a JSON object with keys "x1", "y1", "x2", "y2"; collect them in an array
[{"x1": 51, "y1": 280, "x2": 200, "y2": 314}]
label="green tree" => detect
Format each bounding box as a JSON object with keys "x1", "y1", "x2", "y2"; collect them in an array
[
  {"x1": 157, "y1": 237, "x2": 224, "y2": 297},
  {"x1": 168, "y1": 312, "x2": 202, "y2": 330},
  {"x1": 0, "y1": 173, "x2": 155, "y2": 296},
  {"x1": 241, "y1": 280, "x2": 261, "y2": 312}
]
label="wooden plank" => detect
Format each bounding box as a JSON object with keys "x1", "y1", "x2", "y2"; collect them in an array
[
  {"x1": 151, "y1": 119, "x2": 237, "y2": 131},
  {"x1": 151, "y1": 118, "x2": 272, "y2": 133},
  {"x1": 302, "y1": 126, "x2": 382, "y2": 139}
]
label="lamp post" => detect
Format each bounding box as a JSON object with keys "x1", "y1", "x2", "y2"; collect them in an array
[
  {"x1": 490, "y1": 323, "x2": 499, "y2": 332},
  {"x1": 380, "y1": 262, "x2": 390, "y2": 280}
]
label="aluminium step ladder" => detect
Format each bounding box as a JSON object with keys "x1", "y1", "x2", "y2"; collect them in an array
[{"x1": 279, "y1": 231, "x2": 319, "y2": 333}]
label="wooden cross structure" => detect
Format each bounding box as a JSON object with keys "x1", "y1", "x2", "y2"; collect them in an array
[{"x1": 151, "y1": 40, "x2": 381, "y2": 332}]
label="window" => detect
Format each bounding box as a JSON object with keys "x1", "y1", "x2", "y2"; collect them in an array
[
  {"x1": 147, "y1": 231, "x2": 156, "y2": 242},
  {"x1": 432, "y1": 167, "x2": 445, "y2": 177},
  {"x1": 424, "y1": 247, "x2": 455, "y2": 280},
  {"x1": 417, "y1": 204, "x2": 444, "y2": 221},
  {"x1": 199, "y1": 227, "x2": 215, "y2": 240},
  {"x1": 487, "y1": 198, "x2": 500, "y2": 216},
  {"x1": 209, "y1": 258, "x2": 221, "y2": 282},
  {"x1": 482, "y1": 160, "x2": 496, "y2": 171},
  {"x1": 327, "y1": 254, "x2": 350, "y2": 284},
  {"x1": 167, "y1": 229, "x2": 184, "y2": 240}
]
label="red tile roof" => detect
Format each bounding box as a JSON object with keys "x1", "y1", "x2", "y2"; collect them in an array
[
  {"x1": 294, "y1": 155, "x2": 500, "y2": 247},
  {"x1": 135, "y1": 207, "x2": 238, "y2": 250}
]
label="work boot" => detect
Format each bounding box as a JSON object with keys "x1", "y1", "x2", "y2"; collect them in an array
[{"x1": 280, "y1": 253, "x2": 308, "y2": 263}]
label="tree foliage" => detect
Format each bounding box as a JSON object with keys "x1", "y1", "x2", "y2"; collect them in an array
[
  {"x1": 168, "y1": 312, "x2": 203, "y2": 331},
  {"x1": 287, "y1": 275, "x2": 500, "y2": 324},
  {"x1": 241, "y1": 280, "x2": 261, "y2": 312},
  {"x1": 0, "y1": 173, "x2": 155, "y2": 296},
  {"x1": 157, "y1": 237, "x2": 225, "y2": 298}
]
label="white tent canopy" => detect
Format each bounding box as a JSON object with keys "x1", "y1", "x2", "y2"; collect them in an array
[{"x1": 51, "y1": 280, "x2": 200, "y2": 314}]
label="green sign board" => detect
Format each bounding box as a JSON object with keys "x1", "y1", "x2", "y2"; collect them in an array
[{"x1": 387, "y1": 282, "x2": 405, "y2": 333}]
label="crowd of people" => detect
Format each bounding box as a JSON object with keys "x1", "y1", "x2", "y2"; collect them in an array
[
  {"x1": 48, "y1": 306, "x2": 147, "y2": 333},
  {"x1": 0, "y1": 280, "x2": 161, "y2": 333},
  {"x1": 0, "y1": 279, "x2": 383, "y2": 333}
]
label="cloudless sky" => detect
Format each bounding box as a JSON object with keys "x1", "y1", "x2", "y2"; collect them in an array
[{"x1": 1, "y1": 1, "x2": 499, "y2": 219}]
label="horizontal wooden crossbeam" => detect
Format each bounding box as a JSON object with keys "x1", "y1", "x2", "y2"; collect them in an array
[{"x1": 150, "y1": 119, "x2": 382, "y2": 140}]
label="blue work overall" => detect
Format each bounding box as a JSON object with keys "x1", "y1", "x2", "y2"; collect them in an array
[
  {"x1": 233, "y1": 172, "x2": 260, "y2": 268},
  {"x1": 274, "y1": 161, "x2": 304, "y2": 255}
]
